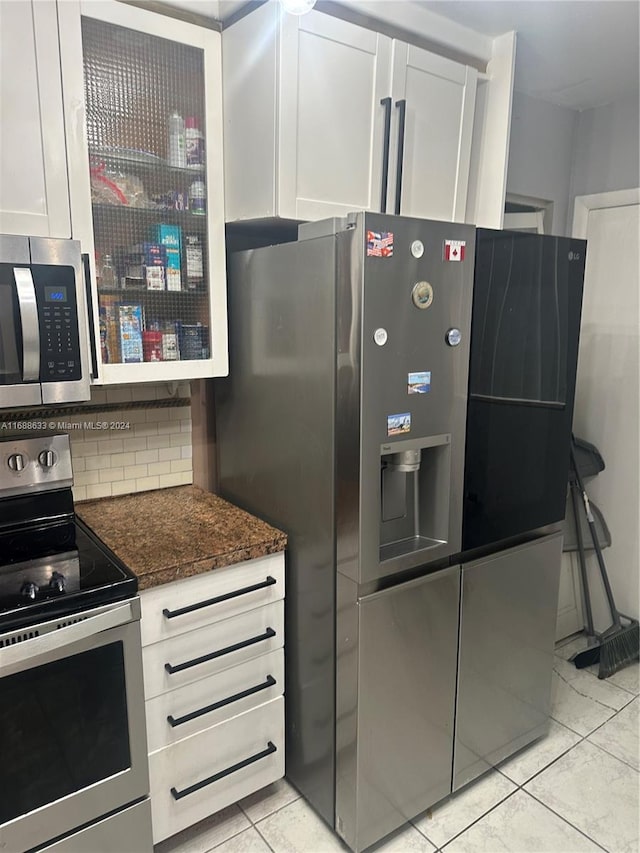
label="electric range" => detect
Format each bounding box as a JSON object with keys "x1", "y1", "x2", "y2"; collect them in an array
[
  {"x1": 0, "y1": 432, "x2": 151, "y2": 853},
  {"x1": 0, "y1": 433, "x2": 136, "y2": 632}
]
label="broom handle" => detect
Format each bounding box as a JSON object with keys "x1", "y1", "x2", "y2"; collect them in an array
[
  {"x1": 569, "y1": 475, "x2": 595, "y2": 635},
  {"x1": 570, "y1": 437, "x2": 622, "y2": 628}
]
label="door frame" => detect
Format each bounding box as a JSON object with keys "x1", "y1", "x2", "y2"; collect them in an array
[
  {"x1": 573, "y1": 188, "x2": 640, "y2": 238},
  {"x1": 557, "y1": 187, "x2": 640, "y2": 641}
]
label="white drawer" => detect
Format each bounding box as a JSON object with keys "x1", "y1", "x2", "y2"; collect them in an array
[
  {"x1": 149, "y1": 697, "x2": 284, "y2": 844},
  {"x1": 143, "y1": 600, "x2": 284, "y2": 699},
  {"x1": 140, "y1": 553, "x2": 284, "y2": 647},
  {"x1": 145, "y1": 649, "x2": 284, "y2": 751}
]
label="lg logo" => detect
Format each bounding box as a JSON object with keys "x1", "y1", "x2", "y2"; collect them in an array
[{"x1": 568, "y1": 251, "x2": 581, "y2": 261}]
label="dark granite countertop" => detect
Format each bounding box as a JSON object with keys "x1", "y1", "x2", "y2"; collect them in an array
[{"x1": 76, "y1": 486, "x2": 287, "y2": 590}]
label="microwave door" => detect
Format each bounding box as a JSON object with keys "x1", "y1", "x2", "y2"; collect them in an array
[
  {"x1": 30, "y1": 237, "x2": 91, "y2": 405},
  {"x1": 0, "y1": 262, "x2": 42, "y2": 408}
]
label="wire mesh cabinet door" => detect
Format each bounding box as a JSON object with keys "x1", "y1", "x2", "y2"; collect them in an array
[{"x1": 58, "y1": 0, "x2": 228, "y2": 384}]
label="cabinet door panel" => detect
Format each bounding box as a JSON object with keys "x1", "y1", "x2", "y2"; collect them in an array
[
  {"x1": 454, "y1": 534, "x2": 562, "y2": 789},
  {"x1": 0, "y1": 2, "x2": 70, "y2": 237},
  {"x1": 279, "y1": 12, "x2": 392, "y2": 220},
  {"x1": 391, "y1": 43, "x2": 477, "y2": 222}
]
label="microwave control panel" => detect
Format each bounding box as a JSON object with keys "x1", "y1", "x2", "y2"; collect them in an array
[{"x1": 33, "y1": 265, "x2": 82, "y2": 381}]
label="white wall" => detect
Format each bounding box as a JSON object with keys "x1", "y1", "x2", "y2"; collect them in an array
[
  {"x1": 568, "y1": 96, "x2": 640, "y2": 627},
  {"x1": 506, "y1": 91, "x2": 577, "y2": 235},
  {"x1": 569, "y1": 92, "x2": 640, "y2": 209},
  {"x1": 572, "y1": 202, "x2": 640, "y2": 626}
]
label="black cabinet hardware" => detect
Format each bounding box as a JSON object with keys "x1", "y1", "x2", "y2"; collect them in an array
[
  {"x1": 163, "y1": 576, "x2": 276, "y2": 619},
  {"x1": 394, "y1": 99, "x2": 407, "y2": 215},
  {"x1": 170, "y1": 742, "x2": 277, "y2": 800},
  {"x1": 167, "y1": 675, "x2": 277, "y2": 727},
  {"x1": 164, "y1": 628, "x2": 276, "y2": 674},
  {"x1": 380, "y1": 97, "x2": 392, "y2": 212}
]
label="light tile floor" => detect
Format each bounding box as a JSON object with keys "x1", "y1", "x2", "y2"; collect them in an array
[{"x1": 157, "y1": 635, "x2": 639, "y2": 853}]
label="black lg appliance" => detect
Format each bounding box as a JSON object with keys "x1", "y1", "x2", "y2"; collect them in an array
[
  {"x1": 463, "y1": 228, "x2": 586, "y2": 553},
  {"x1": 0, "y1": 433, "x2": 152, "y2": 853}
]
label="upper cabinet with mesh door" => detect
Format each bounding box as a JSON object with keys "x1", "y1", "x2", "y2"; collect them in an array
[{"x1": 58, "y1": 0, "x2": 228, "y2": 385}]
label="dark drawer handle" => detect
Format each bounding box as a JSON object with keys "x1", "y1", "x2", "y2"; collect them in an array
[
  {"x1": 163, "y1": 576, "x2": 277, "y2": 619},
  {"x1": 170, "y1": 741, "x2": 277, "y2": 801},
  {"x1": 167, "y1": 675, "x2": 277, "y2": 727},
  {"x1": 165, "y1": 628, "x2": 276, "y2": 675}
]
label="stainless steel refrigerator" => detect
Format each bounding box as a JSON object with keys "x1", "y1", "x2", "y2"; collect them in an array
[{"x1": 215, "y1": 212, "x2": 584, "y2": 851}]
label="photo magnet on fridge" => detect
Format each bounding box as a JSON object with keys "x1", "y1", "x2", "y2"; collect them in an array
[
  {"x1": 408, "y1": 372, "x2": 431, "y2": 394},
  {"x1": 387, "y1": 413, "x2": 411, "y2": 435}
]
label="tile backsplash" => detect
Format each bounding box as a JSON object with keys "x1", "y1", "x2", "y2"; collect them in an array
[{"x1": 66, "y1": 382, "x2": 192, "y2": 502}]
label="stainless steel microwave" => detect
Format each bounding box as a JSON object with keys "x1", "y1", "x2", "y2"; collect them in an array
[{"x1": 0, "y1": 235, "x2": 91, "y2": 408}]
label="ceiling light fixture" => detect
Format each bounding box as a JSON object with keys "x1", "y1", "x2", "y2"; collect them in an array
[{"x1": 280, "y1": 0, "x2": 316, "y2": 15}]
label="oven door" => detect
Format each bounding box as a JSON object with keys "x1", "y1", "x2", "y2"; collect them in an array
[{"x1": 0, "y1": 598, "x2": 149, "y2": 853}]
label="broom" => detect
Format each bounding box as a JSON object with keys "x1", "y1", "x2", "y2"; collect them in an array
[{"x1": 569, "y1": 437, "x2": 640, "y2": 679}]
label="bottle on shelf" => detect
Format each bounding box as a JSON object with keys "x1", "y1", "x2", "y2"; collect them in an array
[
  {"x1": 168, "y1": 111, "x2": 187, "y2": 169},
  {"x1": 99, "y1": 253, "x2": 117, "y2": 289},
  {"x1": 185, "y1": 116, "x2": 204, "y2": 169},
  {"x1": 189, "y1": 180, "x2": 206, "y2": 215}
]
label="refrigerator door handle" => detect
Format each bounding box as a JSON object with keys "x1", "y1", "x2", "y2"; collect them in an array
[
  {"x1": 379, "y1": 97, "x2": 393, "y2": 213},
  {"x1": 13, "y1": 267, "x2": 40, "y2": 382},
  {"x1": 394, "y1": 99, "x2": 407, "y2": 215}
]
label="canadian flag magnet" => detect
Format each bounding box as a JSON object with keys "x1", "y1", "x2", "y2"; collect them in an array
[{"x1": 444, "y1": 240, "x2": 466, "y2": 262}]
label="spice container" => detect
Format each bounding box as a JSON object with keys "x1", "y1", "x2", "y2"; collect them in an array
[{"x1": 188, "y1": 180, "x2": 206, "y2": 215}]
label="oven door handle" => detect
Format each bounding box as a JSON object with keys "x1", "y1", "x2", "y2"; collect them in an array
[{"x1": 0, "y1": 599, "x2": 139, "y2": 674}]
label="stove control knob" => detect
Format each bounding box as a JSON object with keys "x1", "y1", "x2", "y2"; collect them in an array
[
  {"x1": 49, "y1": 572, "x2": 65, "y2": 594},
  {"x1": 20, "y1": 581, "x2": 39, "y2": 601},
  {"x1": 8, "y1": 453, "x2": 26, "y2": 472},
  {"x1": 38, "y1": 450, "x2": 57, "y2": 469}
]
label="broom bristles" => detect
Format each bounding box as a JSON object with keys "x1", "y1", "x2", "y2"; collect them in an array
[{"x1": 598, "y1": 621, "x2": 640, "y2": 679}]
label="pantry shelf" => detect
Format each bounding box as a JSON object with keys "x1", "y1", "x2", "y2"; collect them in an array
[{"x1": 92, "y1": 205, "x2": 208, "y2": 229}]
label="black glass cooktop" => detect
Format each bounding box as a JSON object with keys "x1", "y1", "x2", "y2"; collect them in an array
[{"x1": 0, "y1": 517, "x2": 137, "y2": 633}]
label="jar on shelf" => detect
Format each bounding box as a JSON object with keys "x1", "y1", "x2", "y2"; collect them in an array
[
  {"x1": 99, "y1": 253, "x2": 117, "y2": 290},
  {"x1": 188, "y1": 180, "x2": 206, "y2": 215}
]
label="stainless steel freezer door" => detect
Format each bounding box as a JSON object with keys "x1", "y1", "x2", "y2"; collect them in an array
[
  {"x1": 336, "y1": 566, "x2": 460, "y2": 852},
  {"x1": 453, "y1": 533, "x2": 563, "y2": 790}
]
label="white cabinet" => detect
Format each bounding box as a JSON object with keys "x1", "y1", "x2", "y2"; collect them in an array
[
  {"x1": 223, "y1": 5, "x2": 476, "y2": 224},
  {"x1": 389, "y1": 44, "x2": 476, "y2": 222},
  {"x1": 139, "y1": 553, "x2": 285, "y2": 844},
  {"x1": 58, "y1": 0, "x2": 228, "y2": 384},
  {"x1": 0, "y1": 1, "x2": 71, "y2": 238}
]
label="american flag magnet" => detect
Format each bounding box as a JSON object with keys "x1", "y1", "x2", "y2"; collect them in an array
[
  {"x1": 444, "y1": 240, "x2": 466, "y2": 262},
  {"x1": 367, "y1": 230, "x2": 394, "y2": 258}
]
